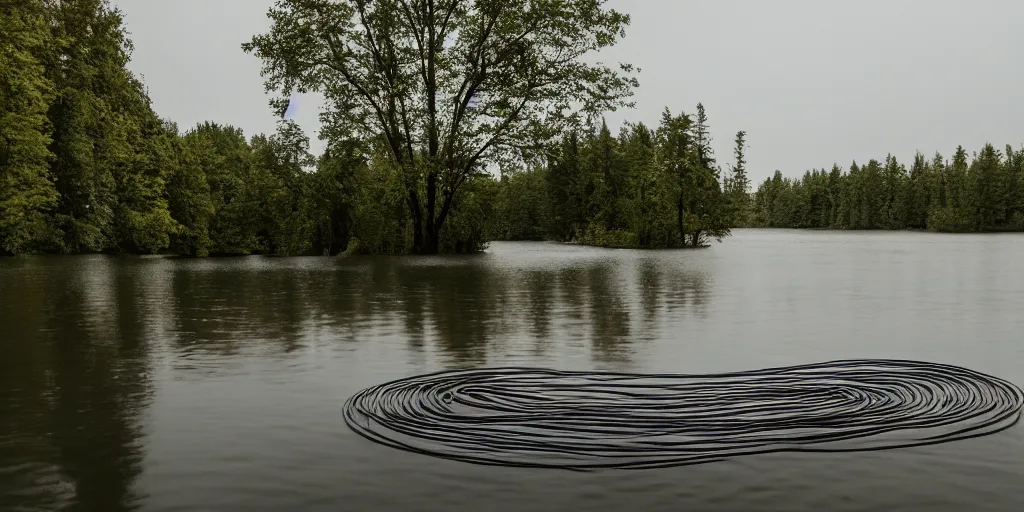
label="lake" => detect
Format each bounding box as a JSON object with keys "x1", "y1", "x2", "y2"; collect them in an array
[{"x1": 2, "y1": 229, "x2": 1023, "y2": 512}]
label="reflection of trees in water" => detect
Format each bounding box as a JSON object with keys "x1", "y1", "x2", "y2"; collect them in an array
[
  {"x1": 390, "y1": 261, "x2": 428, "y2": 350},
  {"x1": 522, "y1": 270, "x2": 556, "y2": 355},
  {"x1": 556, "y1": 266, "x2": 587, "y2": 325},
  {"x1": 660, "y1": 264, "x2": 711, "y2": 317},
  {"x1": 0, "y1": 259, "x2": 71, "y2": 511},
  {"x1": 169, "y1": 259, "x2": 314, "y2": 358},
  {"x1": 586, "y1": 263, "x2": 633, "y2": 365},
  {"x1": 637, "y1": 257, "x2": 711, "y2": 323},
  {"x1": 638, "y1": 259, "x2": 662, "y2": 328},
  {"x1": 159, "y1": 250, "x2": 711, "y2": 368},
  {"x1": 396, "y1": 260, "x2": 510, "y2": 366},
  {"x1": 0, "y1": 257, "x2": 153, "y2": 511},
  {"x1": 329, "y1": 254, "x2": 708, "y2": 366},
  {"x1": 0, "y1": 250, "x2": 713, "y2": 511}
]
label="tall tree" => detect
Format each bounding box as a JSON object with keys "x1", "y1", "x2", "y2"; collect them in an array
[
  {"x1": 167, "y1": 121, "x2": 215, "y2": 256},
  {"x1": 726, "y1": 130, "x2": 749, "y2": 224},
  {"x1": 905, "y1": 152, "x2": 929, "y2": 229},
  {"x1": 544, "y1": 129, "x2": 586, "y2": 241},
  {"x1": 242, "y1": 0, "x2": 638, "y2": 254},
  {"x1": 657, "y1": 108, "x2": 693, "y2": 244},
  {"x1": 968, "y1": 143, "x2": 1003, "y2": 230},
  {"x1": 656, "y1": 106, "x2": 729, "y2": 247},
  {"x1": 43, "y1": 0, "x2": 169, "y2": 253},
  {"x1": 0, "y1": 0, "x2": 59, "y2": 254},
  {"x1": 183, "y1": 122, "x2": 258, "y2": 255}
]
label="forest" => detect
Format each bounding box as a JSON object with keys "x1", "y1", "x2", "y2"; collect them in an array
[
  {"x1": 748, "y1": 147, "x2": 1024, "y2": 232},
  {"x1": 2, "y1": 0, "x2": 1022, "y2": 257}
]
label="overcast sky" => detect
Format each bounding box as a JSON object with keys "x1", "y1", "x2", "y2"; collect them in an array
[{"x1": 111, "y1": 0, "x2": 1024, "y2": 185}]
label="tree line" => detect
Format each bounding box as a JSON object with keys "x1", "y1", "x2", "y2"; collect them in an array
[
  {"x1": 0, "y1": 0, "x2": 360, "y2": 256},
  {"x1": 748, "y1": 144, "x2": 1024, "y2": 232},
  {"x1": 1, "y1": 0, "x2": 632, "y2": 256},
  {"x1": 490, "y1": 105, "x2": 747, "y2": 248},
  {"x1": 0, "y1": 0, "x2": 740, "y2": 256},
  {"x1": 4, "y1": 1, "x2": 1022, "y2": 258}
]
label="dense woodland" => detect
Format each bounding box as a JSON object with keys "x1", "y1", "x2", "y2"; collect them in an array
[
  {"x1": 748, "y1": 146, "x2": 1024, "y2": 232},
  {"x1": 2, "y1": 1, "x2": 1022, "y2": 257}
]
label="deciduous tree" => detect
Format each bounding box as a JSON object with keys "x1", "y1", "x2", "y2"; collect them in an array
[{"x1": 242, "y1": 0, "x2": 638, "y2": 253}]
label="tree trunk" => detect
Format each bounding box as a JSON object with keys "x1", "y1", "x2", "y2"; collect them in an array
[
  {"x1": 676, "y1": 194, "x2": 685, "y2": 246},
  {"x1": 424, "y1": 224, "x2": 440, "y2": 254},
  {"x1": 410, "y1": 190, "x2": 424, "y2": 254}
]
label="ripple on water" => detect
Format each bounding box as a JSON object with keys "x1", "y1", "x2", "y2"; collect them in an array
[{"x1": 343, "y1": 359, "x2": 1024, "y2": 470}]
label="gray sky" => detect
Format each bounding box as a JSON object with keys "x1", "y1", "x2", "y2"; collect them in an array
[{"x1": 113, "y1": 0, "x2": 1024, "y2": 185}]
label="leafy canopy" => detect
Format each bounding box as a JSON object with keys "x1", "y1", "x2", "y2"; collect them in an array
[{"x1": 242, "y1": 0, "x2": 638, "y2": 178}]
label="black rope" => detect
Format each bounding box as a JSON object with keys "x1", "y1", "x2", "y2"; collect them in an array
[{"x1": 342, "y1": 359, "x2": 1024, "y2": 470}]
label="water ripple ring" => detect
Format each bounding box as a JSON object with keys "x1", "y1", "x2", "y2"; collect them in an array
[{"x1": 342, "y1": 359, "x2": 1024, "y2": 470}]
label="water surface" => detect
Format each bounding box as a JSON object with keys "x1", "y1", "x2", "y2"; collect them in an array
[{"x1": 2, "y1": 229, "x2": 1023, "y2": 511}]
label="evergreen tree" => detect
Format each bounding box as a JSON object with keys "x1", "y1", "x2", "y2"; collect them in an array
[
  {"x1": 726, "y1": 130, "x2": 750, "y2": 225},
  {"x1": 544, "y1": 130, "x2": 586, "y2": 242},
  {"x1": 657, "y1": 108, "x2": 694, "y2": 244},
  {"x1": 906, "y1": 152, "x2": 929, "y2": 229},
  {"x1": 968, "y1": 144, "x2": 1003, "y2": 230}
]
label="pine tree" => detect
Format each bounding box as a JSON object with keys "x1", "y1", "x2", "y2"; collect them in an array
[
  {"x1": 657, "y1": 108, "x2": 693, "y2": 245},
  {"x1": 905, "y1": 152, "x2": 929, "y2": 229},
  {"x1": 727, "y1": 130, "x2": 750, "y2": 225},
  {"x1": 968, "y1": 144, "x2": 1003, "y2": 230},
  {"x1": 881, "y1": 155, "x2": 908, "y2": 229},
  {"x1": 545, "y1": 130, "x2": 586, "y2": 242},
  {"x1": 826, "y1": 164, "x2": 842, "y2": 227}
]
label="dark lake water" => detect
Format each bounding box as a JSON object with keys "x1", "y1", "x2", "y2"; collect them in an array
[{"x1": 2, "y1": 229, "x2": 1023, "y2": 511}]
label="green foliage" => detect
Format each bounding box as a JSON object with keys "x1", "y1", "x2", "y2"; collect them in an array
[
  {"x1": 486, "y1": 103, "x2": 735, "y2": 249},
  {"x1": 439, "y1": 176, "x2": 497, "y2": 254},
  {"x1": 167, "y1": 122, "x2": 214, "y2": 257},
  {"x1": 6, "y1": 1, "x2": 1023, "y2": 258},
  {"x1": 346, "y1": 145, "x2": 413, "y2": 255},
  {"x1": 0, "y1": 1, "x2": 59, "y2": 254},
  {"x1": 752, "y1": 142, "x2": 1024, "y2": 234},
  {"x1": 492, "y1": 168, "x2": 549, "y2": 241},
  {"x1": 243, "y1": 0, "x2": 638, "y2": 253},
  {"x1": 724, "y1": 130, "x2": 752, "y2": 226},
  {"x1": 544, "y1": 130, "x2": 589, "y2": 242},
  {"x1": 305, "y1": 142, "x2": 359, "y2": 256}
]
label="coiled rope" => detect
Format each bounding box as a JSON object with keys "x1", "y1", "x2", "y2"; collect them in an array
[{"x1": 342, "y1": 359, "x2": 1024, "y2": 470}]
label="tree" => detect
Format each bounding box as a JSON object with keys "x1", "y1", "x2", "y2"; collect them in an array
[
  {"x1": 655, "y1": 106, "x2": 729, "y2": 247},
  {"x1": 880, "y1": 154, "x2": 908, "y2": 229},
  {"x1": 167, "y1": 122, "x2": 215, "y2": 256},
  {"x1": 905, "y1": 152, "x2": 929, "y2": 229},
  {"x1": 619, "y1": 121, "x2": 672, "y2": 247},
  {"x1": 246, "y1": 120, "x2": 317, "y2": 255},
  {"x1": 968, "y1": 143, "x2": 1002, "y2": 230},
  {"x1": 0, "y1": 0, "x2": 59, "y2": 254},
  {"x1": 587, "y1": 119, "x2": 627, "y2": 231},
  {"x1": 46, "y1": 0, "x2": 132, "y2": 252},
  {"x1": 544, "y1": 129, "x2": 586, "y2": 242},
  {"x1": 242, "y1": 0, "x2": 638, "y2": 254},
  {"x1": 306, "y1": 141, "x2": 363, "y2": 255},
  {"x1": 183, "y1": 122, "x2": 259, "y2": 255},
  {"x1": 657, "y1": 108, "x2": 693, "y2": 244},
  {"x1": 726, "y1": 130, "x2": 749, "y2": 225},
  {"x1": 692, "y1": 103, "x2": 714, "y2": 170}
]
